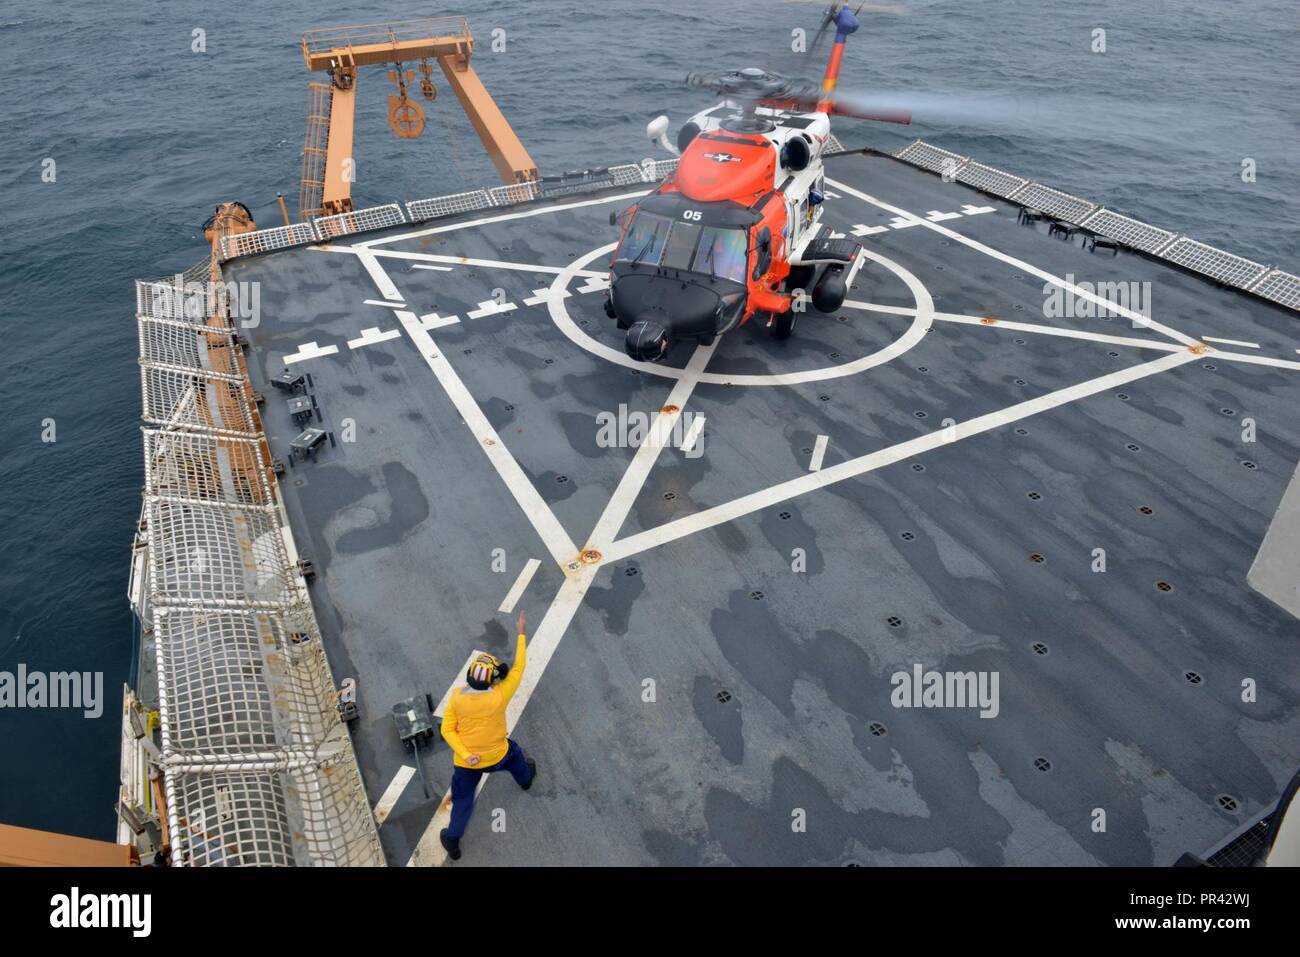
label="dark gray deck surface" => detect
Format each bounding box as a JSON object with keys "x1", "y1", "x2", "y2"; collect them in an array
[{"x1": 227, "y1": 150, "x2": 1300, "y2": 866}]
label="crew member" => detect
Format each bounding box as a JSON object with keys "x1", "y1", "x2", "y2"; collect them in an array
[{"x1": 439, "y1": 610, "x2": 537, "y2": 860}]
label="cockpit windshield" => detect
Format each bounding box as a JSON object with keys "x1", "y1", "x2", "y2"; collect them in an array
[{"x1": 616, "y1": 212, "x2": 747, "y2": 284}]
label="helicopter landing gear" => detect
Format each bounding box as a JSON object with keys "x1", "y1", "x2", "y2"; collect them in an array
[{"x1": 771, "y1": 308, "x2": 797, "y2": 340}]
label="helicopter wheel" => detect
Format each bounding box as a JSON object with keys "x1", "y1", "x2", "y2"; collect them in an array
[{"x1": 771, "y1": 309, "x2": 797, "y2": 340}]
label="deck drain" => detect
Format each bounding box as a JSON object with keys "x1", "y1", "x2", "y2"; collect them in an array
[
  {"x1": 886, "y1": 616, "x2": 903, "y2": 628},
  {"x1": 1116, "y1": 392, "x2": 1130, "y2": 401},
  {"x1": 1202, "y1": 363, "x2": 1217, "y2": 370},
  {"x1": 1216, "y1": 794, "x2": 1239, "y2": 814},
  {"x1": 801, "y1": 447, "x2": 813, "y2": 455},
  {"x1": 1033, "y1": 757, "x2": 1053, "y2": 773},
  {"x1": 544, "y1": 358, "x2": 554, "y2": 364},
  {"x1": 1138, "y1": 505, "x2": 1154, "y2": 515},
  {"x1": 1014, "y1": 337, "x2": 1026, "y2": 344},
  {"x1": 828, "y1": 352, "x2": 841, "y2": 359},
  {"x1": 1108, "y1": 351, "x2": 1120, "y2": 358},
  {"x1": 1013, "y1": 304, "x2": 1023, "y2": 311},
  {"x1": 1126, "y1": 443, "x2": 1141, "y2": 452},
  {"x1": 1014, "y1": 378, "x2": 1027, "y2": 386},
  {"x1": 1155, "y1": 580, "x2": 1173, "y2": 592},
  {"x1": 778, "y1": 511, "x2": 791, "y2": 520},
  {"x1": 899, "y1": 531, "x2": 915, "y2": 541},
  {"x1": 715, "y1": 689, "x2": 732, "y2": 704},
  {"x1": 503, "y1": 403, "x2": 514, "y2": 411},
  {"x1": 910, "y1": 463, "x2": 926, "y2": 472},
  {"x1": 663, "y1": 491, "x2": 676, "y2": 501},
  {"x1": 1031, "y1": 641, "x2": 1049, "y2": 655},
  {"x1": 749, "y1": 590, "x2": 764, "y2": 601},
  {"x1": 1184, "y1": 670, "x2": 1202, "y2": 684},
  {"x1": 1028, "y1": 553, "x2": 1045, "y2": 563},
  {"x1": 624, "y1": 566, "x2": 639, "y2": 577},
  {"x1": 556, "y1": 474, "x2": 569, "y2": 483},
  {"x1": 1241, "y1": 460, "x2": 1258, "y2": 470},
  {"x1": 868, "y1": 721, "x2": 888, "y2": 737},
  {"x1": 1220, "y1": 408, "x2": 1235, "y2": 416},
  {"x1": 1014, "y1": 427, "x2": 1029, "y2": 435},
  {"x1": 917, "y1": 365, "x2": 929, "y2": 373},
  {"x1": 914, "y1": 410, "x2": 928, "y2": 418},
  {"x1": 818, "y1": 394, "x2": 831, "y2": 402},
  {"x1": 1027, "y1": 491, "x2": 1042, "y2": 501}
]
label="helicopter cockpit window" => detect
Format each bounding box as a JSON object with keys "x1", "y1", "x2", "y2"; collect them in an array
[
  {"x1": 692, "y1": 227, "x2": 747, "y2": 283},
  {"x1": 617, "y1": 212, "x2": 672, "y2": 265},
  {"x1": 617, "y1": 212, "x2": 747, "y2": 283}
]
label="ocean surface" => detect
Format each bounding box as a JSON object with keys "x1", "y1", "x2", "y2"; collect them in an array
[{"x1": 1, "y1": 0, "x2": 1296, "y2": 840}]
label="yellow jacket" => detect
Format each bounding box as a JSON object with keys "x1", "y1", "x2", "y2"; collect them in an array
[{"x1": 440, "y1": 632, "x2": 526, "y2": 769}]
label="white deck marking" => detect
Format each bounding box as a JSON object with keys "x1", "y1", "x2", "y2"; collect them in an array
[
  {"x1": 522, "y1": 287, "x2": 572, "y2": 306},
  {"x1": 364, "y1": 299, "x2": 406, "y2": 308},
  {"x1": 347, "y1": 326, "x2": 403, "y2": 349},
  {"x1": 809, "y1": 434, "x2": 829, "y2": 471},
  {"x1": 827, "y1": 177, "x2": 1201, "y2": 348},
  {"x1": 373, "y1": 766, "x2": 416, "y2": 825},
  {"x1": 1202, "y1": 336, "x2": 1260, "y2": 349},
  {"x1": 887, "y1": 216, "x2": 921, "y2": 229},
  {"x1": 550, "y1": 245, "x2": 936, "y2": 386},
  {"x1": 390, "y1": 306, "x2": 578, "y2": 567},
  {"x1": 417, "y1": 311, "x2": 460, "y2": 330},
  {"x1": 601, "y1": 352, "x2": 1200, "y2": 564},
  {"x1": 467, "y1": 299, "x2": 518, "y2": 319},
  {"x1": 358, "y1": 189, "x2": 651, "y2": 248},
  {"x1": 845, "y1": 302, "x2": 1184, "y2": 354},
  {"x1": 925, "y1": 210, "x2": 963, "y2": 222},
  {"x1": 961, "y1": 204, "x2": 996, "y2": 215},
  {"x1": 356, "y1": 249, "x2": 404, "y2": 302},
  {"x1": 355, "y1": 248, "x2": 609, "y2": 279},
  {"x1": 1204, "y1": 349, "x2": 1300, "y2": 372},
  {"x1": 498, "y1": 558, "x2": 542, "y2": 614},
  {"x1": 411, "y1": 263, "x2": 455, "y2": 272},
  {"x1": 574, "y1": 275, "x2": 611, "y2": 294},
  {"x1": 851, "y1": 224, "x2": 890, "y2": 237},
  {"x1": 679, "y1": 415, "x2": 706, "y2": 455},
  {"x1": 284, "y1": 341, "x2": 338, "y2": 365},
  {"x1": 585, "y1": 342, "x2": 718, "y2": 550}
]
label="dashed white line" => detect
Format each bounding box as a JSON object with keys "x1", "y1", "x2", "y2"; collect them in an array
[
  {"x1": 373, "y1": 765, "x2": 415, "y2": 825},
  {"x1": 364, "y1": 299, "x2": 406, "y2": 308},
  {"x1": 498, "y1": 558, "x2": 542, "y2": 614},
  {"x1": 411, "y1": 263, "x2": 455, "y2": 272},
  {"x1": 347, "y1": 326, "x2": 403, "y2": 350},
  {"x1": 809, "y1": 434, "x2": 829, "y2": 471},
  {"x1": 284, "y1": 341, "x2": 339, "y2": 365},
  {"x1": 680, "y1": 415, "x2": 707, "y2": 455}
]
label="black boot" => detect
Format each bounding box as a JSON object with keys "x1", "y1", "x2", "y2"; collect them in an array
[
  {"x1": 439, "y1": 828, "x2": 462, "y2": 861},
  {"x1": 522, "y1": 758, "x2": 537, "y2": 791}
]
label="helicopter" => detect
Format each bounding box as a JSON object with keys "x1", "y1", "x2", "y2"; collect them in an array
[{"x1": 603, "y1": 4, "x2": 912, "y2": 362}]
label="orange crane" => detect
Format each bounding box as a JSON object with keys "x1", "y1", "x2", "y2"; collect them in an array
[{"x1": 298, "y1": 16, "x2": 538, "y2": 219}]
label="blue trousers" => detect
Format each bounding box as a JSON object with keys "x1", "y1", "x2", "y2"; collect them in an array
[{"x1": 446, "y1": 738, "x2": 533, "y2": 840}]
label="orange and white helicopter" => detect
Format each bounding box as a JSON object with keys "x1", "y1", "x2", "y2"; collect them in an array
[{"x1": 604, "y1": 4, "x2": 911, "y2": 361}]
